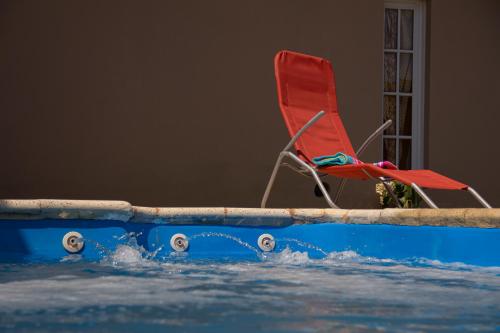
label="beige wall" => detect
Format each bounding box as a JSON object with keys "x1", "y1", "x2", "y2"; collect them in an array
[
  {"x1": 0, "y1": 0, "x2": 383, "y2": 208},
  {"x1": 426, "y1": 0, "x2": 500, "y2": 207},
  {"x1": 0, "y1": 0, "x2": 498, "y2": 208}
]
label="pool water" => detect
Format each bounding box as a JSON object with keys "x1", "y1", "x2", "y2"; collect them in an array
[{"x1": 0, "y1": 241, "x2": 499, "y2": 332}]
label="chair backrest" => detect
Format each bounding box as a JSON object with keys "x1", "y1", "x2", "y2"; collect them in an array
[{"x1": 274, "y1": 50, "x2": 356, "y2": 163}]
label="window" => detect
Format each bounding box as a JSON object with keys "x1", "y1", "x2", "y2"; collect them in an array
[{"x1": 383, "y1": 1, "x2": 425, "y2": 169}]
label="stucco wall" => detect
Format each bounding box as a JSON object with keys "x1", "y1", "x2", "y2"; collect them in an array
[
  {"x1": 426, "y1": 0, "x2": 500, "y2": 207},
  {"x1": 1, "y1": 0, "x2": 498, "y2": 209},
  {"x1": 0, "y1": 0, "x2": 384, "y2": 208}
]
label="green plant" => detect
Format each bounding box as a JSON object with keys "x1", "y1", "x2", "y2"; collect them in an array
[{"x1": 375, "y1": 181, "x2": 421, "y2": 208}]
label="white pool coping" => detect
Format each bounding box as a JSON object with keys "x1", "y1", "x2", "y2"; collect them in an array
[{"x1": 0, "y1": 199, "x2": 498, "y2": 228}]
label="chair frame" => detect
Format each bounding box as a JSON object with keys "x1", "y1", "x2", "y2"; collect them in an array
[{"x1": 261, "y1": 111, "x2": 492, "y2": 209}]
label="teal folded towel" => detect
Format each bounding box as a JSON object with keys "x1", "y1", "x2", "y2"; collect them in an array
[{"x1": 312, "y1": 152, "x2": 358, "y2": 167}]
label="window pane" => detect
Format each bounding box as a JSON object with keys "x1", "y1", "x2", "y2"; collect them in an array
[
  {"x1": 399, "y1": 139, "x2": 412, "y2": 169},
  {"x1": 399, "y1": 53, "x2": 413, "y2": 93},
  {"x1": 384, "y1": 52, "x2": 397, "y2": 92},
  {"x1": 400, "y1": 9, "x2": 414, "y2": 50},
  {"x1": 383, "y1": 95, "x2": 396, "y2": 135},
  {"x1": 383, "y1": 139, "x2": 396, "y2": 165},
  {"x1": 399, "y1": 96, "x2": 412, "y2": 136},
  {"x1": 384, "y1": 9, "x2": 398, "y2": 49}
]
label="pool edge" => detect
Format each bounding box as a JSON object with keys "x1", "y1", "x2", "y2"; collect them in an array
[{"x1": 0, "y1": 199, "x2": 498, "y2": 228}]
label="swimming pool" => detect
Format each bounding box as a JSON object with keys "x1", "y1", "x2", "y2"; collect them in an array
[
  {"x1": 1, "y1": 245, "x2": 499, "y2": 332},
  {"x1": 0, "y1": 200, "x2": 499, "y2": 331}
]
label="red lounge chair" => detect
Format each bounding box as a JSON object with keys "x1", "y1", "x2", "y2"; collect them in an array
[{"x1": 261, "y1": 50, "x2": 491, "y2": 209}]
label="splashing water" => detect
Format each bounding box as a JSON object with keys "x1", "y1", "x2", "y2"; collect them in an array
[
  {"x1": 2, "y1": 234, "x2": 499, "y2": 332},
  {"x1": 261, "y1": 246, "x2": 311, "y2": 265},
  {"x1": 100, "y1": 232, "x2": 163, "y2": 268},
  {"x1": 190, "y1": 232, "x2": 261, "y2": 255},
  {"x1": 1, "y1": 248, "x2": 499, "y2": 333},
  {"x1": 277, "y1": 238, "x2": 328, "y2": 256}
]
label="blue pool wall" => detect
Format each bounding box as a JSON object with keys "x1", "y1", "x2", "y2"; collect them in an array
[{"x1": 1, "y1": 219, "x2": 499, "y2": 266}]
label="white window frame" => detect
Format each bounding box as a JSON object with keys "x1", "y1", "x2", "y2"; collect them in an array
[{"x1": 383, "y1": 0, "x2": 426, "y2": 169}]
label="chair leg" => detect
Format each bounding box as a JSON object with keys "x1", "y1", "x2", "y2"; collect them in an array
[
  {"x1": 261, "y1": 151, "x2": 340, "y2": 209},
  {"x1": 467, "y1": 187, "x2": 492, "y2": 208},
  {"x1": 411, "y1": 183, "x2": 438, "y2": 208},
  {"x1": 261, "y1": 152, "x2": 286, "y2": 208},
  {"x1": 333, "y1": 178, "x2": 348, "y2": 204},
  {"x1": 285, "y1": 152, "x2": 340, "y2": 208},
  {"x1": 380, "y1": 178, "x2": 403, "y2": 208}
]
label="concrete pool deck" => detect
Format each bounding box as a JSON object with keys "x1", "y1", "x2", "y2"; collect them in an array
[{"x1": 0, "y1": 199, "x2": 498, "y2": 228}]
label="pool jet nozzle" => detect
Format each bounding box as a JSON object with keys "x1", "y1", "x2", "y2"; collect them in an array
[
  {"x1": 258, "y1": 234, "x2": 276, "y2": 252},
  {"x1": 170, "y1": 233, "x2": 189, "y2": 252},
  {"x1": 62, "y1": 231, "x2": 85, "y2": 253}
]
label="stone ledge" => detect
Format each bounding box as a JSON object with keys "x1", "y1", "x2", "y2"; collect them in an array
[
  {"x1": 0, "y1": 199, "x2": 133, "y2": 222},
  {"x1": 0, "y1": 200, "x2": 498, "y2": 228}
]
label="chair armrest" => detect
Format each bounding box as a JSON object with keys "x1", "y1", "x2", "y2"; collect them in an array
[
  {"x1": 355, "y1": 120, "x2": 392, "y2": 158},
  {"x1": 283, "y1": 111, "x2": 325, "y2": 151}
]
